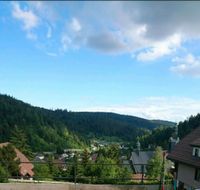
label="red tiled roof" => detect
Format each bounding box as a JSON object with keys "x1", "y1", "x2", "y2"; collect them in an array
[
  {"x1": 167, "y1": 127, "x2": 200, "y2": 167},
  {"x1": 0, "y1": 142, "x2": 34, "y2": 177}
]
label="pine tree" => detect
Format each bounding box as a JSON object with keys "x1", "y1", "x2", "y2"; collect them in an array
[
  {"x1": 82, "y1": 149, "x2": 90, "y2": 167},
  {"x1": 10, "y1": 126, "x2": 32, "y2": 158},
  {"x1": 0, "y1": 144, "x2": 19, "y2": 177}
]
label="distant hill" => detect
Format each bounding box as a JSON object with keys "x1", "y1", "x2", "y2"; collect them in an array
[
  {"x1": 54, "y1": 111, "x2": 175, "y2": 140},
  {"x1": 151, "y1": 120, "x2": 176, "y2": 128},
  {"x1": 0, "y1": 94, "x2": 175, "y2": 152}
]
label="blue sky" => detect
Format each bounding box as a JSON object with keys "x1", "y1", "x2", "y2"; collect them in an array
[{"x1": 1, "y1": 1, "x2": 200, "y2": 122}]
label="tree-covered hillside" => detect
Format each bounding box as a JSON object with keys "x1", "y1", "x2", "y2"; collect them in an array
[
  {"x1": 0, "y1": 94, "x2": 85, "y2": 152},
  {"x1": 0, "y1": 94, "x2": 175, "y2": 152},
  {"x1": 138, "y1": 114, "x2": 200, "y2": 150},
  {"x1": 53, "y1": 111, "x2": 166, "y2": 140},
  {"x1": 178, "y1": 114, "x2": 200, "y2": 139}
]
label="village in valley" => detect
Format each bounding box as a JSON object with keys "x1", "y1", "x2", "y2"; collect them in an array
[
  {"x1": 1, "y1": 1, "x2": 200, "y2": 190},
  {"x1": 0, "y1": 100, "x2": 200, "y2": 190},
  {"x1": 0, "y1": 125, "x2": 178, "y2": 184}
]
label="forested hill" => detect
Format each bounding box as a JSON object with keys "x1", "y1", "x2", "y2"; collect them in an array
[
  {"x1": 178, "y1": 114, "x2": 200, "y2": 139},
  {"x1": 53, "y1": 111, "x2": 174, "y2": 140},
  {"x1": 0, "y1": 94, "x2": 85, "y2": 152},
  {"x1": 0, "y1": 94, "x2": 175, "y2": 152},
  {"x1": 151, "y1": 120, "x2": 176, "y2": 128}
]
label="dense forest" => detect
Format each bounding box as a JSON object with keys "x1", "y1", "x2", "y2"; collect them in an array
[
  {"x1": 138, "y1": 114, "x2": 200, "y2": 149},
  {"x1": 177, "y1": 113, "x2": 200, "y2": 138},
  {"x1": 0, "y1": 94, "x2": 175, "y2": 152},
  {"x1": 53, "y1": 110, "x2": 174, "y2": 140},
  {"x1": 0, "y1": 94, "x2": 85, "y2": 152}
]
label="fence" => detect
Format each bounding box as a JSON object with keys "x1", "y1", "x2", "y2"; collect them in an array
[{"x1": 0, "y1": 161, "x2": 173, "y2": 187}]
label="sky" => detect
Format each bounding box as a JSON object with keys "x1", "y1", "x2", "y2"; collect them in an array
[{"x1": 1, "y1": 1, "x2": 200, "y2": 122}]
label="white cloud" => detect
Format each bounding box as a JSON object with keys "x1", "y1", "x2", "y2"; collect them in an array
[
  {"x1": 59, "y1": 2, "x2": 190, "y2": 59},
  {"x1": 137, "y1": 34, "x2": 182, "y2": 61},
  {"x1": 70, "y1": 17, "x2": 82, "y2": 32},
  {"x1": 10, "y1": 2, "x2": 200, "y2": 61},
  {"x1": 71, "y1": 1, "x2": 200, "y2": 58},
  {"x1": 12, "y1": 2, "x2": 39, "y2": 31},
  {"x1": 28, "y1": 1, "x2": 58, "y2": 23},
  {"x1": 171, "y1": 54, "x2": 200, "y2": 77},
  {"x1": 76, "y1": 97, "x2": 200, "y2": 122},
  {"x1": 61, "y1": 34, "x2": 72, "y2": 52},
  {"x1": 60, "y1": 18, "x2": 85, "y2": 51},
  {"x1": 26, "y1": 32, "x2": 37, "y2": 40},
  {"x1": 46, "y1": 52, "x2": 57, "y2": 57}
]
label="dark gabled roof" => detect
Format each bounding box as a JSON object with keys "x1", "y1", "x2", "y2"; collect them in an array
[
  {"x1": 167, "y1": 126, "x2": 200, "y2": 168},
  {"x1": 130, "y1": 151, "x2": 154, "y2": 173},
  {"x1": 190, "y1": 138, "x2": 200, "y2": 148}
]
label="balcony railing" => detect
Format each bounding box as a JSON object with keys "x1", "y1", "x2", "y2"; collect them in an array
[{"x1": 0, "y1": 161, "x2": 173, "y2": 187}]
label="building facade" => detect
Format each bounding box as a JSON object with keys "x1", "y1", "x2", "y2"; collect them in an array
[{"x1": 167, "y1": 127, "x2": 200, "y2": 190}]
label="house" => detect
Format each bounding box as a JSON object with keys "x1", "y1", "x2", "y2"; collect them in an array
[
  {"x1": 53, "y1": 159, "x2": 67, "y2": 171},
  {"x1": 33, "y1": 153, "x2": 45, "y2": 162},
  {"x1": 167, "y1": 126, "x2": 200, "y2": 190},
  {"x1": 130, "y1": 150, "x2": 154, "y2": 173},
  {"x1": 0, "y1": 142, "x2": 34, "y2": 178},
  {"x1": 130, "y1": 140, "x2": 154, "y2": 174}
]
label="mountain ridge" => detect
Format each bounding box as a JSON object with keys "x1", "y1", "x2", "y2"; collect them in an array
[{"x1": 0, "y1": 94, "x2": 175, "y2": 152}]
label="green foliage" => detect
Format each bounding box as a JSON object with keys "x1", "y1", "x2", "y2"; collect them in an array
[
  {"x1": 54, "y1": 111, "x2": 162, "y2": 141},
  {"x1": 98, "y1": 144, "x2": 120, "y2": 162},
  {"x1": 58, "y1": 145, "x2": 132, "y2": 184},
  {"x1": 96, "y1": 157, "x2": 118, "y2": 182},
  {"x1": 139, "y1": 127, "x2": 174, "y2": 149},
  {"x1": 0, "y1": 94, "x2": 86, "y2": 152},
  {"x1": 10, "y1": 126, "x2": 32, "y2": 158},
  {"x1": 0, "y1": 144, "x2": 19, "y2": 178},
  {"x1": 34, "y1": 155, "x2": 62, "y2": 181},
  {"x1": 82, "y1": 149, "x2": 90, "y2": 167},
  {"x1": 34, "y1": 163, "x2": 52, "y2": 180},
  {"x1": 0, "y1": 94, "x2": 177, "y2": 153},
  {"x1": 146, "y1": 146, "x2": 163, "y2": 179},
  {"x1": 78, "y1": 145, "x2": 131, "y2": 184},
  {"x1": 0, "y1": 164, "x2": 9, "y2": 183},
  {"x1": 117, "y1": 167, "x2": 131, "y2": 182},
  {"x1": 178, "y1": 114, "x2": 200, "y2": 139},
  {"x1": 94, "y1": 155, "x2": 131, "y2": 184}
]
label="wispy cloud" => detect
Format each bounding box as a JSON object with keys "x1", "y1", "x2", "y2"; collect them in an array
[
  {"x1": 12, "y1": 2, "x2": 39, "y2": 39},
  {"x1": 46, "y1": 52, "x2": 57, "y2": 57},
  {"x1": 46, "y1": 25, "x2": 52, "y2": 38},
  {"x1": 70, "y1": 17, "x2": 82, "y2": 32},
  {"x1": 26, "y1": 32, "x2": 37, "y2": 40},
  {"x1": 171, "y1": 54, "x2": 200, "y2": 77},
  {"x1": 137, "y1": 34, "x2": 182, "y2": 61},
  {"x1": 61, "y1": 34, "x2": 72, "y2": 52},
  {"x1": 76, "y1": 97, "x2": 200, "y2": 122}
]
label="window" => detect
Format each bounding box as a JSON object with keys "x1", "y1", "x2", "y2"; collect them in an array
[
  {"x1": 195, "y1": 148, "x2": 199, "y2": 157},
  {"x1": 195, "y1": 168, "x2": 200, "y2": 181},
  {"x1": 192, "y1": 147, "x2": 200, "y2": 157}
]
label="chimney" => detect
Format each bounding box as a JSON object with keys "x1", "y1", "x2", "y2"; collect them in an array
[{"x1": 136, "y1": 139, "x2": 141, "y2": 155}]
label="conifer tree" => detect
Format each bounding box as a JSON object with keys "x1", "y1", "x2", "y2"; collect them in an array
[{"x1": 10, "y1": 126, "x2": 32, "y2": 158}]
